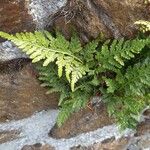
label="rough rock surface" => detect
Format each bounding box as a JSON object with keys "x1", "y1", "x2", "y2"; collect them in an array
[
  {"x1": 0, "y1": 41, "x2": 28, "y2": 63},
  {"x1": 1, "y1": 0, "x2": 149, "y2": 62},
  {"x1": 0, "y1": 63, "x2": 58, "y2": 122},
  {"x1": 70, "y1": 137, "x2": 130, "y2": 150},
  {"x1": 0, "y1": 109, "x2": 149, "y2": 150},
  {"x1": 0, "y1": 0, "x2": 149, "y2": 149},
  {"x1": 0, "y1": 109, "x2": 133, "y2": 150},
  {"x1": 127, "y1": 109, "x2": 150, "y2": 150},
  {"x1": 0, "y1": 130, "x2": 20, "y2": 144},
  {"x1": 0, "y1": 0, "x2": 67, "y2": 36},
  {"x1": 1, "y1": 0, "x2": 149, "y2": 42},
  {"x1": 21, "y1": 144, "x2": 55, "y2": 150},
  {"x1": 53, "y1": 0, "x2": 150, "y2": 42},
  {"x1": 28, "y1": 0, "x2": 67, "y2": 29},
  {"x1": 49, "y1": 102, "x2": 114, "y2": 138},
  {"x1": 0, "y1": 0, "x2": 35, "y2": 36}
]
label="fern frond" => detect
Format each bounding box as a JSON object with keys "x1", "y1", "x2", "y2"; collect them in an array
[
  {"x1": 104, "y1": 57, "x2": 150, "y2": 94},
  {"x1": 1, "y1": 30, "x2": 149, "y2": 130},
  {"x1": 135, "y1": 20, "x2": 150, "y2": 32},
  {"x1": 69, "y1": 32, "x2": 82, "y2": 53},
  {"x1": 82, "y1": 39, "x2": 99, "y2": 62},
  {"x1": 104, "y1": 94, "x2": 147, "y2": 129},
  {"x1": 96, "y1": 38, "x2": 150, "y2": 72},
  {"x1": 36, "y1": 63, "x2": 71, "y2": 105},
  {"x1": 102, "y1": 57, "x2": 150, "y2": 129},
  {"x1": 0, "y1": 31, "x2": 87, "y2": 91},
  {"x1": 124, "y1": 57, "x2": 150, "y2": 96},
  {"x1": 57, "y1": 83, "x2": 93, "y2": 127}
]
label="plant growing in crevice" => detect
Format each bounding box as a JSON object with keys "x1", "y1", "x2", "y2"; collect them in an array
[{"x1": 0, "y1": 29, "x2": 149, "y2": 129}]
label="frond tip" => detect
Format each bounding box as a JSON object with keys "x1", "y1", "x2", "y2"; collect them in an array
[{"x1": 135, "y1": 20, "x2": 150, "y2": 32}]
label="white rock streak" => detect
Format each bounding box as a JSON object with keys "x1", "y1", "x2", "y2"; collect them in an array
[
  {"x1": 28, "y1": 0, "x2": 67, "y2": 29},
  {"x1": 0, "y1": 109, "x2": 134, "y2": 150},
  {"x1": 0, "y1": 41, "x2": 27, "y2": 62}
]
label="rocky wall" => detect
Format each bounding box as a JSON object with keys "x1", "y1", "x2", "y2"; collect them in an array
[{"x1": 0, "y1": 0, "x2": 149, "y2": 150}]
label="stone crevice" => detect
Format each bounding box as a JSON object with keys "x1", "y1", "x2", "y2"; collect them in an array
[{"x1": 84, "y1": 0, "x2": 122, "y2": 38}]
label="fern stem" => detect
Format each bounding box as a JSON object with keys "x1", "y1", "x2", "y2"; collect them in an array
[{"x1": 47, "y1": 48, "x2": 83, "y2": 63}]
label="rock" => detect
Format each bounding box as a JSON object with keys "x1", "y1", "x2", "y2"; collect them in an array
[
  {"x1": 70, "y1": 137, "x2": 131, "y2": 150},
  {"x1": 0, "y1": 110, "x2": 59, "y2": 150},
  {"x1": 1, "y1": 0, "x2": 148, "y2": 40},
  {"x1": 21, "y1": 144, "x2": 55, "y2": 150},
  {"x1": 0, "y1": 0, "x2": 149, "y2": 149},
  {"x1": 0, "y1": 63, "x2": 58, "y2": 122},
  {"x1": 0, "y1": 1, "x2": 67, "y2": 62},
  {"x1": 127, "y1": 109, "x2": 150, "y2": 150},
  {"x1": 135, "y1": 108, "x2": 150, "y2": 136},
  {"x1": 127, "y1": 135, "x2": 150, "y2": 150},
  {"x1": 0, "y1": 108, "x2": 133, "y2": 150},
  {"x1": 49, "y1": 102, "x2": 114, "y2": 138},
  {"x1": 1, "y1": 0, "x2": 149, "y2": 42},
  {"x1": 0, "y1": 0, "x2": 67, "y2": 38},
  {"x1": 53, "y1": 0, "x2": 150, "y2": 41},
  {"x1": 28, "y1": 0, "x2": 67, "y2": 29},
  {"x1": 0, "y1": 109, "x2": 149, "y2": 150},
  {"x1": 0, "y1": 41, "x2": 28, "y2": 63},
  {"x1": 0, "y1": 0, "x2": 35, "y2": 38},
  {"x1": 0, "y1": 130, "x2": 20, "y2": 144},
  {"x1": 136, "y1": 119, "x2": 150, "y2": 136}
]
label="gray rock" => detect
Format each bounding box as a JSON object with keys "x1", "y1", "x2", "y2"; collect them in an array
[
  {"x1": 0, "y1": 41, "x2": 28, "y2": 62},
  {"x1": 127, "y1": 135, "x2": 150, "y2": 150},
  {"x1": 28, "y1": 0, "x2": 67, "y2": 29}
]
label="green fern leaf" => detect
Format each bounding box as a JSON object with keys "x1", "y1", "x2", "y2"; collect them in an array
[
  {"x1": 69, "y1": 33, "x2": 82, "y2": 53},
  {"x1": 135, "y1": 20, "x2": 150, "y2": 32},
  {"x1": 0, "y1": 31, "x2": 86, "y2": 91}
]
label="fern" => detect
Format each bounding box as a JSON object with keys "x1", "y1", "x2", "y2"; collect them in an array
[
  {"x1": 105, "y1": 57, "x2": 150, "y2": 95},
  {"x1": 102, "y1": 57, "x2": 150, "y2": 129},
  {"x1": 96, "y1": 38, "x2": 150, "y2": 72},
  {"x1": 57, "y1": 83, "x2": 93, "y2": 126},
  {"x1": 0, "y1": 31, "x2": 87, "y2": 91},
  {"x1": 0, "y1": 30, "x2": 149, "y2": 130},
  {"x1": 135, "y1": 20, "x2": 150, "y2": 32},
  {"x1": 38, "y1": 62, "x2": 95, "y2": 127},
  {"x1": 95, "y1": 35, "x2": 150, "y2": 129},
  {"x1": 36, "y1": 63, "x2": 69, "y2": 97}
]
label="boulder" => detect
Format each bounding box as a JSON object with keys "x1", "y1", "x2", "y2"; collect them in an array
[
  {"x1": 49, "y1": 102, "x2": 114, "y2": 139},
  {"x1": 0, "y1": 0, "x2": 149, "y2": 149},
  {"x1": 53, "y1": 0, "x2": 150, "y2": 42},
  {"x1": 1, "y1": 0, "x2": 149, "y2": 42},
  {"x1": 1, "y1": 0, "x2": 148, "y2": 62},
  {"x1": 0, "y1": 0, "x2": 35, "y2": 38},
  {"x1": 0, "y1": 63, "x2": 58, "y2": 122},
  {"x1": 0, "y1": 0, "x2": 67, "y2": 36},
  {"x1": 70, "y1": 137, "x2": 130, "y2": 150},
  {"x1": 0, "y1": 130, "x2": 20, "y2": 144},
  {"x1": 21, "y1": 144, "x2": 55, "y2": 150},
  {"x1": 127, "y1": 109, "x2": 150, "y2": 150},
  {"x1": 28, "y1": 0, "x2": 67, "y2": 29},
  {"x1": 0, "y1": 108, "x2": 149, "y2": 150},
  {"x1": 0, "y1": 0, "x2": 67, "y2": 62},
  {"x1": 0, "y1": 41, "x2": 28, "y2": 63}
]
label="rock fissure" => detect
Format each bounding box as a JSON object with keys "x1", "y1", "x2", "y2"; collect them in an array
[{"x1": 84, "y1": 0, "x2": 122, "y2": 38}]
